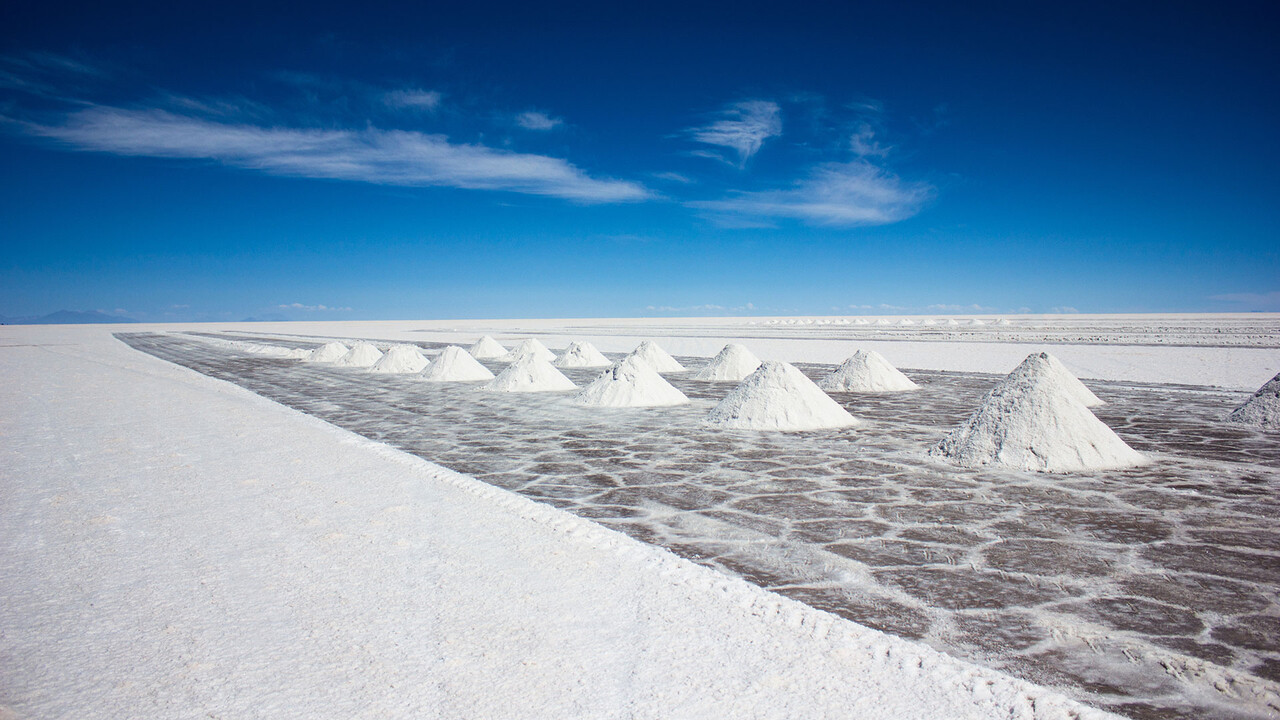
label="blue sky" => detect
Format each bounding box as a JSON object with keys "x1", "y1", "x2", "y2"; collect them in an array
[{"x1": 2, "y1": 1, "x2": 1277, "y2": 321}]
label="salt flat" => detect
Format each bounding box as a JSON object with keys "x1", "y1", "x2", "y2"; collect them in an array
[{"x1": 0, "y1": 323, "x2": 1120, "y2": 720}]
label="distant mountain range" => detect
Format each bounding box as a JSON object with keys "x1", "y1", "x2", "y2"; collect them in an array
[{"x1": 0, "y1": 310, "x2": 139, "y2": 325}]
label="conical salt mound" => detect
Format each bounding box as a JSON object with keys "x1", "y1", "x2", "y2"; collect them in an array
[
  {"x1": 368, "y1": 345, "x2": 429, "y2": 374},
  {"x1": 419, "y1": 346, "x2": 495, "y2": 382},
  {"x1": 469, "y1": 335, "x2": 507, "y2": 360},
  {"x1": 500, "y1": 338, "x2": 556, "y2": 363},
  {"x1": 1000, "y1": 352, "x2": 1103, "y2": 407},
  {"x1": 304, "y1": 341, "x2": 349, "y2": 363},
  {"x1": 575, "y1": 355, "x2": 689, "y2": 407},
  {"x1": 930, "y1": 353, "x2": 1145, "y2": 473},
  {"x1": 333, "y1": 341, "x2": 384, "y2": 368},
  {"x1": 627, "y1": 340, "x2": 686, "y2": 373},
  {"x1": 555, "y1": 341, "x2": 612, "y2": 368},
  {"x1": 819, "y1": 350, "x2": 919, "y2": 393},
  {"x1": 706, "y1": 361, "x2": 860, "y2": 432},
  {"x1": 692, "y1": 344, "x2": 762, "y2": 382},
  {"x1": 483, "y1": 354, "x2": 577, "y2": 393},
  {"x1": 1225, "y1": 373, "x2": 1280, "y2": 431}
]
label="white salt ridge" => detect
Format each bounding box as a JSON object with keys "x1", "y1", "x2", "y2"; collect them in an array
[
  {"x1": 707, "y1": 361, "x2": 860, "y2": 432},
  {"x1": 554, "y1": 341, "x2": 612, "y2": 368},
  {"x1": 419, "y1": 346, "x2": 495, "y2": 382},
  {"x1": 500, "y1": 338, "x2": 556, "y2": 363},
  {"x1": 931, "y1": 352, "x2": 1145, "y2": 473},
  {"x1": 574, "y1": 355, "x2": 689, "y2": 407},
  {"x1": 818, "y1": 350, "x2": 919, "y2": 393},
  {"x1": 692, "y1": 343, "x2": 762, "y2": 382},
  {"x1": 196, "y1": 336, "x2": 311, "y2": 359},
  {"x1": 484, "y1": 354, "x2": 577, "y2": 393},
  {"x1": 333, "y1": 341, "x2": 384, "y2": 368},
  {"x1": 1225, "y1": 372, "x2": 1280, "y2": 430},
  {"x1": 304, "y1": 341, "x2": 350, "y2": 363},
  {"x1": 627, "y1": 340, "x2": 686, "y2": 373},
  {"x1": 368, "y1": 345, "x2": 429, "y2": 374},
  {"x1": 469, "y1": 335, "x2": 507, "y2": 360}
]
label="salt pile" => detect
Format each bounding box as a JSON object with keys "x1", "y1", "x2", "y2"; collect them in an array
[
  {"x1": 483, "y1": 354, "x2": 577, "y2": 393},
  {"x1": 875, "y1": 319, "x2": 892, "y2": 326},
  {"x1": 898, "y1": 319, "x2": 915, "y2": 326},
  {"x1": 333, "y1": 341, "x2": 384, "y2": 368},
  {"x1": 995, "y1": 318, "x2": 1012, "y2": 326},
  {"x1": 304, "y1": 342, "x2": 349, "y2": 363},
  {"x1": 971, "y1": 318, "x2": 986, "y2": 326},
  {"x1": 500, "y1": 338, "x2": 556, "y2": 363},
  {"x1": 469, "y1": 336, "x2": 507, "y2": 360},
  {"x1": 692, "y1": 343, "x2": 762, "y2": 382},
  {"x1": 1002, "y1": 352, "x2": 1104, "y2": 407},
  {"x1": 420, "y1": 346, "x2": 495, "y2": 382},
  {"x1": 944, "y1": 319, "x2": 960, "y2": 327},
  {"x1": 1225, "y1": 372, "x2": 1280, "y2": 430},
  {"x1": 931, "y1": 352, "x2": 1145, "y2": 473},
  {"x1": 706, "y1": 361, "x2": 860, "y2": 432},
  {"x1": 818, "y1": 350, "x2": 919, "y2": 393},
  {"x1": 574, "y1": 355, "x2": 689, "y2": 407},
  {"x1": 368, "y1": 345, "x2": 429, "y2": 374},
  {"x1": 554, "y1": 341, "x2": 611, "y2": 368},
  {"x1": 626, "y1": 340, "x2": 686, "y2": 373}
]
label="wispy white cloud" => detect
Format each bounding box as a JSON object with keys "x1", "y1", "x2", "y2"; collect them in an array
[
  {"x1": 687, "y1": 100, "x2": 781, "y2": 167},
  {"x1": 383, "y1": 88, "x2": 442, "y2": 111},
  {"x1": 516, "y1": 110, "x2": 562, "y2": 131},
  {"x1": 651, "y1": 171, "x2": 694, "y2": 184},
  {"x1": 690, "y1": 159, "x2": 931, "y2": 227},
  {"x1": 24, "y1": 106, "x2": 650, "y2": 203},
  {"x1": 278, "y1": 302, "x2": 353, "y2": 312},
  {"x1": 1209, "y1": 291, "x2": 1280, "y2": 309},
  {"x1": 849, "y1": 121, "x2": 890, "y2": 158}
]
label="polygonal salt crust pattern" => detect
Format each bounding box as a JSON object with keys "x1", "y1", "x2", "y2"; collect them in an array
[{"x1": 126, "y1": 332, "x2": 1280, "y2": 720}]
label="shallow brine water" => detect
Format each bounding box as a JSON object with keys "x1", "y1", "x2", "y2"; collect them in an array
[{"x1": 120, "y1": 332, "x2": 1280, "y2": 720}]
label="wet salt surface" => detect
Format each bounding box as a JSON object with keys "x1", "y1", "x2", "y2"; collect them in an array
[{"x1": 122, "y1": 332, "x2": 1280, "y2": 720}]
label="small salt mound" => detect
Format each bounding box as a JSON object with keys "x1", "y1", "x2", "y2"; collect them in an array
[
  {"x1": 692, "y1": 344, "x2": 762, "y2": 382},
  {"x1": 854, "y1": 319, "x2": 870, "y2": 326},
  {"x1": 626, "y1": 341, "x2": 686, "y2": 373},
  {"x1": 944, "y1": 319, "x2": 960, "y2": 327},
  {"x1": 818, "y1": 350, "x2": 919, "y2": 393},
  {"x1": 970, "y1": 318, "x2": 987, "y2": 326},
  {"x1": 875, "y1": 319, "x2": 892, "y2": 326},
  {"x1": 420, "y1": 346, "x2": 495, "y2": 382},
  {"x1": 574, "y1": 355, "x2": 689, "y2": 407},
  {"x1": 898, "y1": 319, "x2": 915, "y2": 326},
  {"x1": 304, "y1": 342, "x2": 349, "y2": 363},
  {"x1": 483, "y1": 354, "x2": 576, "y2": 393},
  {"x1": 554, "y1": 341, "x2": 611, "y2": 368},
  {"x1": 368, "y1": 345, "x2": 429, "y2": 374},
  {"x1": 995, "y1": 318, "x2": 1012, "y2": 326},
  {"x1": 469, "y1": 336, "x2": 507, "y2": 360},
  {"x1": 333, "y1": 341, "x2": 384, "y2": 368},
  {"x1": 500, "y1": 338, "x2": 556, "y2": 363},
  {"x1": 706, "y1": 361, "x2": 860, "y2": 432},
  {"x1": 931, "y1": 352, "x2": 1144, "y2": 473},
  {"x1": 999, "y1": 352, "x2": 1104, "y2": 407},
  {"x1": 1225, "y1": 372, "x2": 1280, "y2": 431},
  {"x1": 921, "y1": 319, "x2": 938, "y2": 326}
]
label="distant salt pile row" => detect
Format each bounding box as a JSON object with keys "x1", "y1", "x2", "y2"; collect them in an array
[
  {"x1": 1225, "y1": 372, "x2": 1280, "y2": 431},
  {"x1": 193, "y1": 336, "x2": 312, "y2": 359},
  {"x1": 930, "y1": 352, "x2": 1143, "y2": 473}
]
